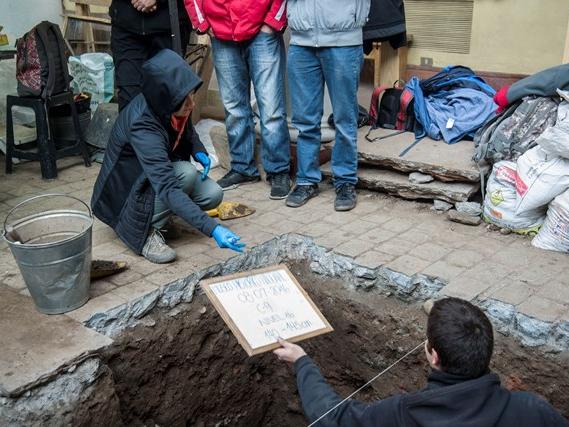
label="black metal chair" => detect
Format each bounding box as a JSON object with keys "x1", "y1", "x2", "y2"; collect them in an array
[{"x1": 5, "y1": 92, "x2": 91, "y2": 180}]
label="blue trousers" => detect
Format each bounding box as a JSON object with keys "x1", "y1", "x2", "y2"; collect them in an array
[
  {"x1": 288, "y1": 45, "x2": 363, "y2": 187},
  {"x1": 211, "y1": 31, "x2": 290, "y2": 177}
]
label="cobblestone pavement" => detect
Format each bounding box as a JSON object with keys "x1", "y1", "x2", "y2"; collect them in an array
[{"x1": 1, "y1": 158, "x2": 568, "y2": 393}]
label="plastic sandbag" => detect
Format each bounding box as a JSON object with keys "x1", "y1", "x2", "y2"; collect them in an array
[
  {"x1": 532, "y1": 189, "x2": 569, "y2": 252},
  {"x1": 483, "y1": 161, "x2": 545, "y2": 234},
  {"x1": 193, "y1": 119, "x2": 221, "y2": 169},
  {"x1": 536, "y1": 101, "x2": 569, "y2": 158},
  {"x1": 68, "y1": 53, "x2": 114, "y2": 112},
  {"x1": 515, "y1": 146, "x2": 569, "y2": 214}
]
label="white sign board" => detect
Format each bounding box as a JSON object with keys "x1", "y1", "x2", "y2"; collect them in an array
[{"x1": 201, "y1": 265, "x2": 333, "y2": 356}]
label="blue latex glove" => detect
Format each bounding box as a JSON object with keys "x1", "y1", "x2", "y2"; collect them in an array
[
  {"x1": 211, "y1": 225, "x2": 246, "y2": 253},
  {"x1": 195, "y1": 152, "x2": 211, "y2": 181}
]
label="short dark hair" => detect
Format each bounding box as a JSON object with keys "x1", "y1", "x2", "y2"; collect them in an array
[{"x1": 427, "y1": 297, "x2": 494, "y2": 378}]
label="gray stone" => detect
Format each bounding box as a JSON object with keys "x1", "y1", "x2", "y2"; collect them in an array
[
  {"x1": 514, "y1": 313, "x2": 552, "y2": 347},
  {"x1": 455, "y1": 201, "x2": 482, "y2": 217},
  {"x1": 409, "y1": 172, "x2": 434, "y2": 184},
  {"x1": 447, "y1": 210, "x2": 482, "y2": 226},
  {"x1": 433, "y1": 200, "x2": 453, "y2": 211},
  {"x1": 322, "y1": 164, "x2": 480, "y2": 203},
  {"x1": 479, "y1": 298, "x2": 516, "y2": 335}
]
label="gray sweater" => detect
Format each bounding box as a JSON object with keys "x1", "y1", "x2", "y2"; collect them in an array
[{"x1": 287, "y1": 0, "x2": 371, "y2": 47}]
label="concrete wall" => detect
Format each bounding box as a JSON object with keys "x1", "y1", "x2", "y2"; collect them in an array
[{"x1": 407, "y1": 0, "x2": 569, "y2": 74}]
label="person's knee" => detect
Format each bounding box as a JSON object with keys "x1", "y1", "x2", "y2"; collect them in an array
[
  {"x1": 201, "y1": 183, "x2": 224, "y2": 211},
  {"x1": 175, "y1": 162, "x2": 199, "y2": 192}
]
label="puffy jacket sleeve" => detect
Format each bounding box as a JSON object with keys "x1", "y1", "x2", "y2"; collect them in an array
[
  {"x1": 130, "y1": 119, "x2": 218, "y2": 237},
  {"x1": 264, "y1": 0, "x2": 287, "y2": 32},
  {"x1": 184, "y1": 0, "x2": 209, "y2": 33},
  {"x1": 294, "y1": 356, "x2": 370, "y2": 427}
]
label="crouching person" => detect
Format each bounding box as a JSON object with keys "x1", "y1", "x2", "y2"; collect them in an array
[{"x1": 92, "y1": 49, "x2": 245, "y2": 263}]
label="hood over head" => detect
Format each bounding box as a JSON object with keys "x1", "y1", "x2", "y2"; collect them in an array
[{"x1": 142, "y1": 49, "x2": 202, "y2": 124}]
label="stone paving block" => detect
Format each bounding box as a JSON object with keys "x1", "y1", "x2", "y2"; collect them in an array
[
  {"x1": 431, "y1": 230, "x2": 468, "y2": 249},
  {"x1": 89, "y1": 279, "x2": 117, "y2": 298},
  {"x1": 340, "y1": 219, "x2": 377, "y2": 235},
  {"x1": 253, "y1": 212, "x2": 287, "y2": 227},
  {"x1": 109, "y1": 270, "x2": 144, "y2": 287},
  {"x1": 314, "y1": 229, "x2": 355, "y2": 249},
  {"x1": 92, "y1": 240, "x2": 130, "y2": 258},
  {"x1": 268, "y1": 218, "x2": 303, "y2": 235},
  {"x1": 441, "y1": 275, "x2": 492, "y2": 300},
  {"x1": 444, "y1": 249, "x2": 486, "y2": 269},
  {"x1": 296, "y1": 221, "x2": 337, "y2": 238},
  {"x1": 489, "y1": 280, "x2": 534, "y2": 306},
  {"x1": 110, "y1": 279, "x2": 159, "y2": 301},
  {"x1": 2, "y1": 272, "x2": 26, "y2": 291},
  {"x1": 460, "y1": 236, "x2": 505, "y2": 257},
  {"x1": 380, "y1": 217, "x2": 417, "y2": 234},
  {"x1": 374, "y1": 237, "x2": 416, "y2": 257},
  {"x1": 357, "y1": 229, "x2": 397, "y2": 244},
  {"x1": 386, "y1": 255, "x2": 431, "y2": 276},
  {"x1": 536, "y1": 282, "x2": 569, "y2": 302},
  {"x1": 422, "y1": 261, "x2": 465, "y2": 282},
  {"x1": 397, "y1": 228, "x2": 432, "y2": 245},
  {"x1": 321, "y1": 210, "x2": 359, "y2": 226},
  {"x1": 334, "y1": 239, "x2": 377, "y2": 258},
  {"x1": 460, "y1": 262, "x2": 514, "y2": 284},
  {"x1": 0, "y1": 288, "x2": 112, "y2": 395},
  {"x1": 409, "y1": 242, "x2": 451, "y2": 262},
  {"x1": 129, "y1": 258, "x2": 163, "y2": 276},
  {"x1": 360, "y1": 211, "x2": 394, "y2": 225},
  {"x1": 354, "y1": 250, "x2": 396, "y2": 269},
  {"x1": 65, "y1": 292, "x2": 128, "y2": 323},
  {"x1": 491, "y1": 245, "x2": 535, "y2": 269},
  {"x1": 517, "y1": 296, "x2": 567, "y2": 323},
  {"x1": 176, "y1": 242, "x2": 215, "y2": 260}
]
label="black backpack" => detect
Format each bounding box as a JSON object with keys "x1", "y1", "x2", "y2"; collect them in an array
[{"x1": 16, "y1": 21, "x2": 71, "y2": 98}]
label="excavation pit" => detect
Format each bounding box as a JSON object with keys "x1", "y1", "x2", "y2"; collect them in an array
[{"x1": 98, "y1": 261, "x2": 569, "y2": 426}]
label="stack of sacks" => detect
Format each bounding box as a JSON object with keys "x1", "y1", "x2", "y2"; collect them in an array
[{"x1": 529, "y1": 96, "x2": 569, "y2": 252}]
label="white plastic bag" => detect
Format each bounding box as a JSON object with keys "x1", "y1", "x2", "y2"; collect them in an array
[
  {"x1": 536, "y1": 101, "x2": 569, "y2": 158},
  {"x1": 483, "y1": 161, "x2": 545, "y2": 234},
  {"x1": 193, "y1": 119, "x2": 221, "y2": 169},
  {"x1": 515, "y1": 146, "x2": 569, "y2": 214},
  {"x1": 532, "y1": 189, "x2": 569, "y2": 252},
  {"x1": 68, "y1": 53, "x2": 114, "y2": 112}
]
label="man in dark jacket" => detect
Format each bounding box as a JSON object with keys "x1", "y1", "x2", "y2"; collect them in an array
[
  {"x1": 110, "y1": 0, "x2": 191, "y2": 110},
  {"x1": 92, "y1": 49, "x2": 245, "y2": 264},
  {"x1": 274, "y1": 297, "x2": 567, "y2": 426}
]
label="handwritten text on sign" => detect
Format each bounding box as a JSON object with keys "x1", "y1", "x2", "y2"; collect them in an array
[{"x1": 208, "y1": 268, "x2": 328, "y2": 350}]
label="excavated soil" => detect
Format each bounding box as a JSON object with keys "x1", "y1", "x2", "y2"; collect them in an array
[{"x1": 103, "y1": 262, "x2": 569, "y2": 426}]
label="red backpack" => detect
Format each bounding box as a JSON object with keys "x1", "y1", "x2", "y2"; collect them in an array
[
  {"x1": 367, "y1": 81, "x2": 417, "y2": 142},
  {"x1": 16, "y1": 21, "x2": 71, "y2": 98}
]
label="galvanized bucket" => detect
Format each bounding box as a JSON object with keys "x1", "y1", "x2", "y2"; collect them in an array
[{"x1": 3, "y1": 194, "x2": 93, "y2": 314}]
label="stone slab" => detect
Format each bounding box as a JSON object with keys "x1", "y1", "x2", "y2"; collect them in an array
[
  {"x1": 0, "y1": 288, "x2": 112, "y2": 397},
  {"x1": 358, "y1": 128, "x2": 480, "y2": 182},
  {"x1": 322, "y1": 164, "x2": 479, "y2": 203}
]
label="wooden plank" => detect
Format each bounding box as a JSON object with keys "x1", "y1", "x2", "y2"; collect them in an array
[
  {"x1": 72, "y1": 0, "x2": 111, "y2": 6},
  {"x1": 201, "y1": 264, "x2": 333, "y2": 357},
  {"x1": 64, "y1": 14, "x2": 111, "y2": 25}
]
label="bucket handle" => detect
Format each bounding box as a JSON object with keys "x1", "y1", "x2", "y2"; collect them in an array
[{"x1": 3, "y1": 193, "x2": 93, "y2": 238}]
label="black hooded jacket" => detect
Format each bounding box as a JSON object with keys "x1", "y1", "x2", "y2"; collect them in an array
[
  {"x1": 109, "y1": 0, "x2": 189, "y2": 35},
  {"x1": 91, "y1": 49, "x2": 218, "y2": 254},
  {"x1": 295, "y1": 356, "x2": 568, "y2": 427}
]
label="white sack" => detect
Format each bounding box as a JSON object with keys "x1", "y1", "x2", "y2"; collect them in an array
[
  {"x1": 532, "y1": 189, "x2": 569, "y2": 252},
  {"x1": 483, "y1": 161, "x2": 545, "y2": 233},
  {"x1": 515, "y1": 146, "x2": 569, "y2": 214},
  {"x1": 69, "y1": 53, "x2": 114, "y2": 112},
  {"x1": 536, "y1": 101, "x2": 569, "y2": 158}
]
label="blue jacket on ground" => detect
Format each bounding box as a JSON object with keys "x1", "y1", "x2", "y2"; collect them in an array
[
  {"x1": 294, "y1": 356, "x2": 568, "y2": 427},
  {"x1": 91, "y1": 49, "x2": 218, "y2": 254},
  {"x1": 287, "y1": 0, "x2": 371, "y2": 47}
]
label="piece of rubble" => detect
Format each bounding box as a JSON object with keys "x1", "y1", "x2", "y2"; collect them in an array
[
  {"x1": 455, "y1": 201, "x2": 482, "y2": 216},
  {"x1": 433, "y1": 200, "x2": 453, "y2": 211},
  {"x1": 409, "y1": 172, "x2": 434, "y2": 184},
  {"x1": 447, "y1": 209, "x2": 482, "y2": 226}
]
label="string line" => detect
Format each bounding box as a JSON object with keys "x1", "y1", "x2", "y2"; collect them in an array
[{"x1": 307, "y1": 340, "x2": 427, "y2": 427}]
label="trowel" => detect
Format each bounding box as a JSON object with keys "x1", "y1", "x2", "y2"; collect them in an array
[
  {"x1": 91, "y1": 260, "x2": 128, "y2": 280},
  {"x1": 206, "y1": 202, "x2": 256, "y2": 220}
]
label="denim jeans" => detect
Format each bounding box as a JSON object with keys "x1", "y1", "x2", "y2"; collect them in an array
[
  {"x1": 151, "y1": 161, "x2": 223, "y2": 230},
  {"x1": 211, "y1": 31, "x2": 290, "y2": 177},
  {"x1": 288, "y1": 45, "x2": 363, "y2": 187}
]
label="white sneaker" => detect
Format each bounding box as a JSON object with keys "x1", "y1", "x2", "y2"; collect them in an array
[{"x1": 142, "y1": 229, "x2": 176, "y2": 264}]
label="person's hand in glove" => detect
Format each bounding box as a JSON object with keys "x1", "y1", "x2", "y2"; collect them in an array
[
  {"x1": 211, "y1": 225, "x2": 246, "y2": 253},
  {"x1": 194, "y1": 152, "x2": 211, "y2": 181}
]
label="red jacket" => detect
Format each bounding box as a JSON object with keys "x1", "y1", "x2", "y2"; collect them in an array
[{"x1": 184, "y1": 0, "x2": 287, "y2": 41}]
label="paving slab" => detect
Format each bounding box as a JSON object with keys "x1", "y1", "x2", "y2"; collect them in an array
[
  {"x1": 322, "y1": 164, "x2": 479, "y2": 203},
  {"x1": 0, "y1": 288, "x2": 112, "y2": 396},
  {"x1": 358, "y1": 128, "x2": 480, "y2": 182}
]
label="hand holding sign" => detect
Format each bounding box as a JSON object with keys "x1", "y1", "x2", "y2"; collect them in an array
[{"x1": 201, "y1": 265, "x2": 333, "y2": 356}]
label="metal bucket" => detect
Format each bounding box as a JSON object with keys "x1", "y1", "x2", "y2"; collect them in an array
[{"x1": 3, "y1": 194, "x2": 93, "y2": 314}]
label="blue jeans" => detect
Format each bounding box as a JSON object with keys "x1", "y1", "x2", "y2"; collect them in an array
[
  {"x1": 152, "y1": 161, "x2": 223, "y2": 229},
  {"x1": 211, "y1": 32, "x2": 290, "y2": 176},
  {"x1": 288, "y1": 45, "x2": 363, "y2": 187}
]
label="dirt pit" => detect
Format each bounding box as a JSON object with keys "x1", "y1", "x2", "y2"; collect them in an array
[{"x1": 103, "y1": 262, "x2": 569, "y2": 426}]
